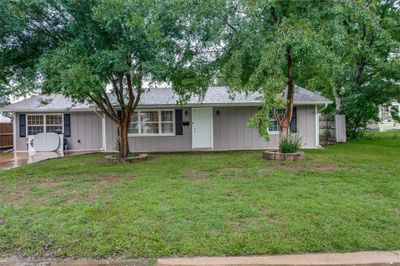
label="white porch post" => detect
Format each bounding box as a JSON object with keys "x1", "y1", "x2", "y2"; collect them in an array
[{"x1": 12, "y1": 112, "x2": 17, "y2": 152}]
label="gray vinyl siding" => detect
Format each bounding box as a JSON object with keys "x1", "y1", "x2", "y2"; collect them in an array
[
  {"x1": 105, "y1": 105, "x2": 317, "y2": 152},
  {"x1": 14, "y1": 112, "x2": 103, "y2": 151},
  {"x1": 66, "y1": 112, "x2": 103, "y2": 150},
  {"x1": 297, "y1": 105, "x2": 317, "y2": 148},
  {"x1": 213, "y1": 107, "x2": 271, "y2": 150},
  {"x1": 105, "y1": 116, "x2": 118, "y2": 151},
  {"x1": 14, "y1": 105, "x2": 318, "y2": 152},
  {"x1": 213, "y1": 105, "x2": 317, "y2": 149}
]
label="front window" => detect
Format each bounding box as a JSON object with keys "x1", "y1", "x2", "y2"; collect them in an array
[
  {"x1": 27, "y1": 114, "x2": 63, "y2": 136},
  {"x1": 141, "y1": 111, "x2": 159, "y2": 134},
  {"x1": 46, "y1": 115, "x2": 63, "y2": 133},
  {"x1": 27, "y1": 115, "x2": 45, "y2": 135},
  {"x1": 269, "y1": 109, "x2": 285, "y2": 133},
  {"x1": 129, "y1": 110, "x2": 175, "y2": 136}
]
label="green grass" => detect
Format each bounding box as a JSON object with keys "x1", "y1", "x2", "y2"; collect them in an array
[{"x1": 0, "y1": 132, "x2": 400, "y2": 258}]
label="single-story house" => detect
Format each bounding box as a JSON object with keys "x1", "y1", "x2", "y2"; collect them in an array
[
  {"x1": 1, "y1": 86, "x2": 331, "y2": 152},
  {"x1": 0, "y1": 115, "x2": 11, "y2": 123},
  {"x1": 0, "y1": 96, "x2": 11, "y2": 123},
  {"x1": 368, "y1": 102, "x2": 400, "y2": 132}
]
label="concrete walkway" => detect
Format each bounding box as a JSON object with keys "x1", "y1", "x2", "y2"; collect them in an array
[
  {"x1": 158, "y1": 251, "x2": 400, "y2": 266},
  {"x1": 0, "y1": 151, "x2": 98, "y2": 170},
  {"x1": 1, "y1": 251, "x2": 400, "y2": 266}
]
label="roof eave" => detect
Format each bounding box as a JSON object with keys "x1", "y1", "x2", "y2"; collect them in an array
[
  {"x1": 1, "y1": 101, "x2": 332, "y2": 112},
  {"x1": 0, "y1": 108, "x2": 96, "y2": 113},
  {"x1": 134, "y1": 101, "x2": 332, "y2": 108}
]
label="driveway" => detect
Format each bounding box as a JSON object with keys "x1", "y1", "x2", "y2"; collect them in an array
[{"x1": 0, "y1": 151, "x2": 95, "y2": 170}]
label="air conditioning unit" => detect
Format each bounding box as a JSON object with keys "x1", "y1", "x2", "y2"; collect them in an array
[{"x1": 28, "y1": 133, "x2": 64, "y2": 153}]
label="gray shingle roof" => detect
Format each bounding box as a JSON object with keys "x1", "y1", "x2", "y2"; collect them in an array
[
  {"x1": 1, "y1": 86, "x2": 331, "y2": 112},
  {"x1": 1, "y1": 94, "x2": 89, "y2": 112}
]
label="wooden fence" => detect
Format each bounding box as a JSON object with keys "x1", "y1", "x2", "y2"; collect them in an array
[
  {"x1": 0, "y1": 122, "x2": 13, "y2": 149},
  {"x1": 319, "y1": 114, "x2": 347, "y2": 146}
]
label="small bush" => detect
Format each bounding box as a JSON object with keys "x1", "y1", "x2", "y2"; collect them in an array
[{"x1": 279, "y1": 135, "x2": 302, "y2": 153}]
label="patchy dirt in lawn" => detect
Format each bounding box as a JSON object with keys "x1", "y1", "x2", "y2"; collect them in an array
[
  {"x1": 258, "y1": 162, "x2": 342, "y2": 176},
  {"x1": 218, "y1": 167, "x2": 245, "y2": 176},
  {"x1": 1, "y1": 175, "x2": 125, "y2": 206},
  {"x1": 187, "y1": 169, "x2": 207, "y2": 180},
  {"x1": 307, "y1": 162, "x2": 341, "y2": 171},
  {"x1": 188, "y1": 167, "x2": 246, "y2": 180}
]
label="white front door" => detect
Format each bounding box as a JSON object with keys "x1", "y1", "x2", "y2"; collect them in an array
[{"x1": 192, "y1": 108, "x2": 213, "y2": 149}]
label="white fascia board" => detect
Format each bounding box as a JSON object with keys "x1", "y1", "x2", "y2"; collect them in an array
[
  {"x1": 0, "y1": 108, "x2": 96, "y2": 113},
  {"x1": 2, "y1": 101, "x2": 332, "y2": 112},
  {"x1": 118, "y1": 102, "x2": 332, "y2": 109}
]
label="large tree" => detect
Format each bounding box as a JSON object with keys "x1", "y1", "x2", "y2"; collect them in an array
[
  {"x1": 298, "y1": 0, "x2": 400, "y2": 138},
  {"x1": 335, "y1": 0, "x2": 400, "y2": 138},
  {"x1": 218, "y1": 1, "x2": 400, "y2": 142},
  {"x1": 218, "y1": 1, "x2": 342, "y2": 142},
  {"x1": 0, "y1": 0, "x2": 222, "y2": 158}
]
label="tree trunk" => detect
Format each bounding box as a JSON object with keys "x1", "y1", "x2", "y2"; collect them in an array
[
  {"x1": 118, "y1": 117, "x2": 130, "y2": 159},
  {"x1": 275, "y1": 45, "x2": 295, "y2": 146},
  {"x1": 333, "y1": 87, "x2": 342, "y2": 112},
  {"x1": 89, "y1": 72, "x2": 141, "y2": 160},
  {"x1": 279, "y1": 126, "x2": 289, "y2": 142}
]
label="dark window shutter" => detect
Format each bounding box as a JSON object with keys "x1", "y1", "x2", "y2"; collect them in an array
[
  {"x1": 64, "y1": 114, "x2": 71, "y2": 137},
  {"x1": 175, "y1": 109, "x2": 183, "y2": 135},
  {"x1": 117, "y1": 110, "x2": 122, "y2": 119},
  {"x1": 19, "y1": 114, "x2": 26, "y2": 137},
  {"x1": 290, "y1": 107, "x2": 297, "y2": 133}
]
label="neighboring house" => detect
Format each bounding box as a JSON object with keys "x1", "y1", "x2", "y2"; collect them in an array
[
  {"x1": 0, "y1": 115, "x2": 11, "y2": 123},
  {"x1": 369, "y1": 102, "x2": 400, "y2": 131},
  {"x1": 1, "y1": 86, "x2": 331, "y2": 152},
  {"x1": 0, "y1": 96, "x2": 11, "y2": 123}
]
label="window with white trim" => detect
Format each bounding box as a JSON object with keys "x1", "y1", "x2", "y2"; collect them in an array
[
  {"x1": 27, "y1": 115, "x2": 44, "y2": 136},
  {"x1": 269, "y1": 108, "x2": 297, "y2": 133},
  {"x1": 27, "y1": 114, "x2": 63, "y2": 136},
  {"x1": 46, "y1": 115, "x2": 63, "y2": 133},
  {"x1": 129, "y1": 110, "x2": 175, "y2": 136},
  {"x1": 269, "y1": 109, "x2": 285, "y2": 133}
]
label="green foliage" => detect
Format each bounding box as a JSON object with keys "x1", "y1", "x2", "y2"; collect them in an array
[
  {"x1": 217, "y1": 1, "x2": 350, "y2": 140},
  {"x1": 0, "y1": 0, "x2": 225, "y2": 157},
  {"x1": 1, "y1": 0, "x2": 399, "y2": 142},
  {"x1": 279, "y1": 134, "x2": 302, "y2": 153},
  {"x1": 217, "y1": 1, "x2": 399, "y2": 140},
  {"x1": 0, "y1": 0, "x2": 222, "y2": 105},
  {"x1": 390, "y1": 106, "x2": 400, "y2": 123},
  {"x1": 1, "y1": 133, "x2": 400, "y2": 257},
  {"x1": 304, "y1": 0, "x2": 400, "y2": 138}
]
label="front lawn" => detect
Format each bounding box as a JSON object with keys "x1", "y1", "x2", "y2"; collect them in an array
[{"x1": 0, "y1": 132, "x2": 400, "y2": 258}]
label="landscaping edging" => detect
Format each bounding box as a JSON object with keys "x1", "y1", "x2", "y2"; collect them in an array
[
  {"x1": 105, "y1": 153, "x2": 149, "y2": 163},
  {"x1": 263, "y1": 150, "x2": 305, "y2": 161}
]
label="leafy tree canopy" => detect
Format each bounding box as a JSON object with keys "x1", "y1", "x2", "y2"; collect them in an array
[
  {"x1": 217, "y1": 0, "x2": 400, "y2": 140},
  {"x1": 217, "y1": 0, "x2": 345, "y2": 140},
  {"x1": 0, "y1": 0, "x2": 224, "y2": 157}
]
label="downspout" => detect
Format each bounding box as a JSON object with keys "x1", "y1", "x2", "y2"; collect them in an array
[{"x1": 319, "y1": 103, "x2": 329, "y2": 113}]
